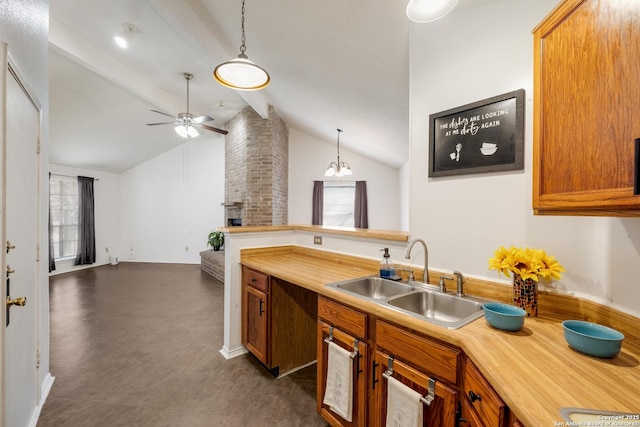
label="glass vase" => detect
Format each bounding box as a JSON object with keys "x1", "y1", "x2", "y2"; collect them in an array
[{"x1": 513, "y1": 274, "x2": 538, "y2": 317}]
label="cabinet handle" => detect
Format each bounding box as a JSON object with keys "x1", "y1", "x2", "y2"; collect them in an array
[
  {"x1": 469, "y1": 390, "x2": 482, "y2": 403},
  {"x1": 372, "y1": 361, "x2": 379, "y2": 389},
  {"x1": 259, "y1": 298, "x2": 264, "y2": 316},
  {"x1": 634, "y1": 138, "x2": 639, "y2": 195},
  {"x1": 355, "y1": 353, "x2": 363, "y2": 379}
]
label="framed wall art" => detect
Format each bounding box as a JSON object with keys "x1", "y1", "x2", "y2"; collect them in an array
[{"x1": 428, "y1": 89, "x2": 525, "y2": 177}]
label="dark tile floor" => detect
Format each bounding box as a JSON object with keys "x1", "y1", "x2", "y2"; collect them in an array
[{"x1": 38, "y1": 263, "x2": 327, "y2": 427}]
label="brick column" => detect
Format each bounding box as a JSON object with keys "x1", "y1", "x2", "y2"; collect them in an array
[{"x1": 224, "y1": 105, "x2": 289, "y2": 226}]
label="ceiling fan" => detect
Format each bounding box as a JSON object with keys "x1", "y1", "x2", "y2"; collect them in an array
[{"x1": 146, "y1": 72, "x2": 228, "y2": 137}]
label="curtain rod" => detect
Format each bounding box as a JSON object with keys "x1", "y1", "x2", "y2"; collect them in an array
[{"x1": 50, "y1": 173, "x2": 100, "y2": 181}]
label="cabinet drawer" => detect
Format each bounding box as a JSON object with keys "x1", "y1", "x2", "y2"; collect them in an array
[
  {"x1": 375, "y1": 321, "x2": 460, "y2": 384},
  {"x1": 318, "y1": 297, "x2": 367, "y2": 340},
  {"x1": 244, "y1": 267, "x2": 269, "y2": 293},
  {"x1": 463, "y1": 360, "x2": 506, "y2": 427}
]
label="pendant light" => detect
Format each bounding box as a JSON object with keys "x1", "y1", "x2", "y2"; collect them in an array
[
  {"x1": 324, "y1": 129, "x2": 353, "y2": 177},
  {"x1": 406, "y1": 0, "x2": 458, "y2": 23},
  {"x1": 213, "y1": 0, "x2": 270, "y2": 91}
]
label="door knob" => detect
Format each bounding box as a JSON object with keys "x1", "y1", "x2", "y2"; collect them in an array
[
  {"x1": 6, "y1": 240, "x2": 15, "y2": 253},
  {"x1": 6, "y1": 265, "x2": 15, "y2": 275},
  {"x1": 6, "y1": 296, "x2": 26, "y2": 307}
]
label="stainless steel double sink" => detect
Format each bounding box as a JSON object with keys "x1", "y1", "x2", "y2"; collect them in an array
[{"x1": 325, "y1": 276, "x2": 492, "y2": 329}]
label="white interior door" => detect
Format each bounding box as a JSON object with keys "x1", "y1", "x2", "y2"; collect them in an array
[{"x1": 3, "y1": 61, "x2": 41, "y2": 427}]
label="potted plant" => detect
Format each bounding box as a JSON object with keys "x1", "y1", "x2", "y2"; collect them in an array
[{"x1": 207, "y1": 231, "x2": 224, "y2": 251}]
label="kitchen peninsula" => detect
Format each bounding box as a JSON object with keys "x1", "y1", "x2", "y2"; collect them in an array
[{"x1": 221, "y1": 225, "x2": 640, "y2": 426}]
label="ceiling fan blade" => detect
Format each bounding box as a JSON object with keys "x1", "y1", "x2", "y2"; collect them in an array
[
  {"x1": 192, "y1": 115, "x2": 215, "y2": 124},
  {"x1": 200, "y1": 124, "x2": 229, "y2": 135},
  {"x1": 150, "y1": 109, "x2": 176, "y2": 118},
  {"x1": 146, "y1": 121, "x2": 178, "y2": 126}
]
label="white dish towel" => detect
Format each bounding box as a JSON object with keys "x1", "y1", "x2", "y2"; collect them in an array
[
  {"x1": 386, "y1": 375, "x2": 423, "y2": 427},
  {"x1": 322, "y1": 341, "x2": 353, "y2": 422}
]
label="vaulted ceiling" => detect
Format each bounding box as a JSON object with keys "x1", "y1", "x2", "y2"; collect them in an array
[{"x1": 49, "y1": 0, "x2": 500, "y2": 173}]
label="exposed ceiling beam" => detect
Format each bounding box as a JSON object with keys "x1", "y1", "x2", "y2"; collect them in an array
[{"x1": 146, "y1": 0, "x2": 270, "y2": 118}]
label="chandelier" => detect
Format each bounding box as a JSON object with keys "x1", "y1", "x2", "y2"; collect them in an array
[{"x1": 324, "y1": 129, "x2": 352, "y2": 177}]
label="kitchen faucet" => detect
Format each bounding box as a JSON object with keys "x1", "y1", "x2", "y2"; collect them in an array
[
  {"x1": 453, "y1": 270, "x2": 465, "y2": 297},
  {"x1": 405, "y1": 238, "x2": 429, "y2": 284}
]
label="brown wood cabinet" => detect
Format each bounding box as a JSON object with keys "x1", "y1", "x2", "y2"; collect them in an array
[
  {"x1": 461, "y1": 358, "x2": 507, "y2": 427},
  {"x1": 243, "y1": 267, "x2": 269, "y2": 365},
  {"x1": 372, "y1": 350, "x2": 458, "y2": 427},
  {"x1": 317, "y1": 321, "x2": 369, "y2": 427},
  {"x1": 317, "y1": 297, "x2": 462, "y2": 427},
  {"x1": 317, "y1": 297, "x2": 370, "y2": 426},
  {"x1": 374, "y1": 320, "x2": 460, "y2": 427},
  {"x1": 532, "y1": 0, "x2": 640, "y2": 216},
  {"x1": 241, "y1": 266, "x2": 317, "y2": 377}
]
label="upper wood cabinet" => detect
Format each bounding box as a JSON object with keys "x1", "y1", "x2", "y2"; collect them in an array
[{"x1": 532, "y1": 0, "x2": 640, "y2": 216}]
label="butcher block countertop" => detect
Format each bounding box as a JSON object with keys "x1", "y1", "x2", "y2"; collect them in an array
[{"x1": 240, "y1": 246, "x2": 640, "y2": 427}]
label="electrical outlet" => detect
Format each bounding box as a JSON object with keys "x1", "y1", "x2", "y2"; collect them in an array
[
  {"x1": 105, "y1": 247, "x2": 109, "y2": 252},
  {"x1": 185, "y1": 246, "x2": 189, "y2": 252},
  {"x1": 314, "y1": 236, "x2": 322, "y2": 245}
]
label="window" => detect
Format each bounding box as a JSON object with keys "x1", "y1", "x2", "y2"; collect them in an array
[
  {"x1": 49, "y1": 177, "x2": 79, "y2": 260},
  {"x1": 323, "y1": 182, "x2": 355, "y2": 227}
]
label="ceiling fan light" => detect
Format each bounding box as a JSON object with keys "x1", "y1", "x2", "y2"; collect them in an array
[
  {"x1": 187, "y1": 126, "x2": 199, "y2": 138},
  {"x1": 175, "y1": 125, "x2": 199, "y2": 138},
  {"x1": 406, "y1": 0, "x2": 458, "y2": 23},
  {"x1": 214, "y1": 56, "x2": 270, "y2": 91}
]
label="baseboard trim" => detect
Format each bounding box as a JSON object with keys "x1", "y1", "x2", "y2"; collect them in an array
[
  {"x1": 29, "y1": 373, "x2": 55, "y2": 427},
  {"x1": 219, "y1": 346, "x2": 248, "y2": 360}
]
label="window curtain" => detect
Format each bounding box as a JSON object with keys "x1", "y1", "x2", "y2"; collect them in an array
[
  {"x1": 354, "y1": 181, "x2": 369, "y2": 229},
  {"x1": 312, "y1": 181, "x2": 324, "y2": 225},
  {"x1": 48, "y1": 173, "x2": 56, "y2": 272},
  {"x1": 75, "y1": 176, "x2": 96, "y2": 265}
]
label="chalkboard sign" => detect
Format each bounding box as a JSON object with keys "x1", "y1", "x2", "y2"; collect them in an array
[{"x1": 428, "y1": 89, "x2": 525, "y2": 177}]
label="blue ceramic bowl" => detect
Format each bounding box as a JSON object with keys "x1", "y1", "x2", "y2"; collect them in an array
[
  {"x1": 483, "y1": 302, "x2": 526, "y2": 331},
  {"x1": 562, "y1": 320, "x2": 624, "y2": 358}
]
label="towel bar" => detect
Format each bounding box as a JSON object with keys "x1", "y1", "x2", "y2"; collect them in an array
[
  {"x1": 324, "y1": 326, "x2": 335, "y2": 344},
  {"x1": 382, "y1": 360, "x2": 436, "y2": 407},
  {"x1": 323, "y1": 327, "x2": 359, "y2": 359}
]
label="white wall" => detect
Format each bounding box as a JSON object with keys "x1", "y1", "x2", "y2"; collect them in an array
[
  {"x1": 409, "y1": 0, "x2": 640, "y2": 316},
  {"x1": 48, "y1": 164, "x2": 121, "y2": 275},
  {"x1": 119, "y1": 137, "x2": 225, "y2": 263},
  {"x1": 288, "y1": 127, "x2": 405, "y2": 230},
  {"x1": 0, "y1": 0, "x2": 52, "y2": 419}
]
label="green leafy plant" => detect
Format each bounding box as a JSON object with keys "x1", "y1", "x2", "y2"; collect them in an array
[{"x1": 207, "y1": 231, "x2": 224, "y2": 251}]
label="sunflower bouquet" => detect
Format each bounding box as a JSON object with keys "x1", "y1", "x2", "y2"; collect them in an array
[{"x1": 488, "y1": 246, "x2": 564, "y2": 282}]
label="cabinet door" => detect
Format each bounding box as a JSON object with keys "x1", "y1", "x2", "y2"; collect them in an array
[
  {"x1": 245, "y1": 285, "x2": 269, "y2": 365},
  {"x1": 317, "y1": 321, "x2": 368, "y2": 427},
  {"x1": 463, "y1": 360, "x2": 506, "y2": 427},
  {"x1": 533, "y1": 0, "x2": 640, "y2": 215},
  {"x1": 372, "y1": 350, "x2": 458, "y2": 427},
  {"x1": 460, "y1": 398, "x2": 485, "y2": 427}
]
